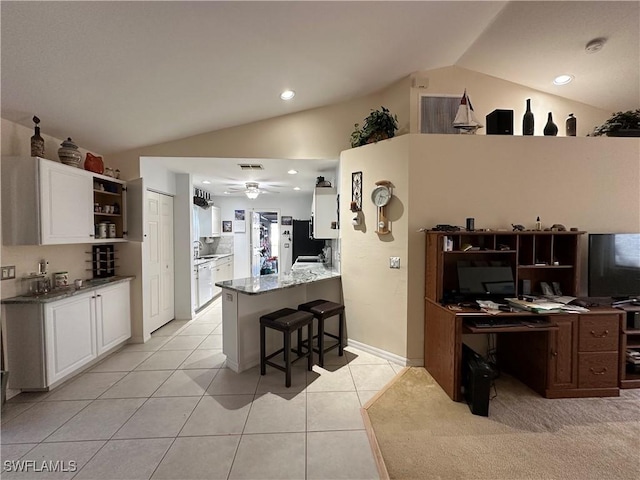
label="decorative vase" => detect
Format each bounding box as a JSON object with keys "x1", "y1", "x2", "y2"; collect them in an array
[
  {"x1": 566, "y1": 113, "x2": 576, "y2": 136},
  {"x1": 30, "y1": 116, "x2": 45, "y2": 157},
  {"x1": 58, "y1": 137, "x2": 82, "y2": 167},
  {"x1": 543, "y1": 112, "x2": 558, "y2": 136},
  {"x1": 84, "y1": 152, "x2": 104, "y2": 174},
  {"x1": 522, "y1": 99, "x2": 534, "y2": 135}
]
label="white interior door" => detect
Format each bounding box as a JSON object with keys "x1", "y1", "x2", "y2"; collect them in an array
[
  {"x1": 160, "y1": 194, "x2": 175, "y2": 324},
  {"x1": 146, "y1": 191, "x2": 175, "y2": 334}
]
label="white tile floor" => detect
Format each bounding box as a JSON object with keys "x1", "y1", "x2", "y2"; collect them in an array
[{"x1": 1, "y1": 298, "x2": 403, "y2": 479}]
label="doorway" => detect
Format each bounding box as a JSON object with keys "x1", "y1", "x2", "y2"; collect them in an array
[{"x1": 250, "y1": 210, "x2": 280, "y2": 276}]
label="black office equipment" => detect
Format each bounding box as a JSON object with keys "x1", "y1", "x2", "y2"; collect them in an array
[
  {"x1": 486, "y1": 109, "x2": 514, "y2": 135},
  {"x1": 588, "y1": 233, "x2": 640, "y2": 298},
  {"x1": 457, "y1": 263, "x2": 516, "y2": 300},
  {"x1": 461, "y1": 344, "x2": 496, "y2": 416},
  {"x1": 466, "y1": 318, "x2": 523, "y2": 328}
]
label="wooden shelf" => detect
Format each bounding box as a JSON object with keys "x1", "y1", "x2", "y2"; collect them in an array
[
  {"x1": 94, "y1": 213, "x2": 121, "y2": 217},
  {"x1": 446, "y1": 250, "x2": 516, "y2": 254},
  {"x1": 93, "y1": 189, "x2": 121, "y2": 196},
  {"x1": 518, "y1": 265, "x2": 575, "y2": 269}
]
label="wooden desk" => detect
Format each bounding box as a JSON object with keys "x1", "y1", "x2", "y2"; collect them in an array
[{"x1": 424, "y1": 299, "x2": 624, "y2": 401}]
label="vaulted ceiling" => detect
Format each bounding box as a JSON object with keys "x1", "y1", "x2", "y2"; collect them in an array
[{"x1": 2, "y1": 1, "x2": 638, "y2": 156}]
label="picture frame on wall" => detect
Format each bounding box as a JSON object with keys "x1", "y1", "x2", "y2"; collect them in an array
[
  {"x1": 281, "y1": 216, "x2": 292, "y2": 226},
  {"x1": 222, "y1": 221, "x2": 232, "y2": 233}
]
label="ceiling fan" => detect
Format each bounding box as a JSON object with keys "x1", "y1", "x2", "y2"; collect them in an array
[{"x1": 225, "y1": 182, "x2": 280, "y2": 199}]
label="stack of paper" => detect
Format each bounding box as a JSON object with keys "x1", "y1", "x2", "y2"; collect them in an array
[{"x1": 506, "y1": 297, "x2": 589, "y2": 313}]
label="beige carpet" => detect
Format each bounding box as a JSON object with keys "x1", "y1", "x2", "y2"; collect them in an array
[{"x1": 362, "y1": 367, "x2": 640, "y2": 480}]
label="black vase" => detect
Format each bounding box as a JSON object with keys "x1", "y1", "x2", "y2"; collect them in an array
[
  {"x1": 566, "y1": 113, "x2": 576, "y2": 136},
  {"x1": 522, "y1": 99, "x2": 534, "y2": 135},
  {"x1": 543, "y1": 112, "x2": 558, "y2": 136}
]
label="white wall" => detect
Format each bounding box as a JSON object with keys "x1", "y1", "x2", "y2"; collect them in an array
[
  {"x1": 140, "y1": 157, "x2": 177, "y2": 195},
  {"x1": 211, "y1": 194, "x2": 313, "y2": 278}
]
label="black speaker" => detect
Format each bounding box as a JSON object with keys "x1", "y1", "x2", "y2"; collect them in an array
[
  {"x1": 521, "y1": 279, "x2": 531, "y2": 295},
  {"x1": 486, "y1": 109, "x2": 514, "y2": 135},
  {"x1": 628, "y1": 311, "x2": 640, "y2": 329}
]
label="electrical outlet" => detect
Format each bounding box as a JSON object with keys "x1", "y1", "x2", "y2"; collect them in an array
[
  {"x1": 1, "y1": 265, "x2": 16, "y2": 280},
  {"x1": 390, "y1": 257, "x2": 400, "y2": 269}
]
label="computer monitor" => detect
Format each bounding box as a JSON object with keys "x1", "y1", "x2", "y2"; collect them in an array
[{"x1": 457, "y1": 263, "x2": 515, "y2": 299}]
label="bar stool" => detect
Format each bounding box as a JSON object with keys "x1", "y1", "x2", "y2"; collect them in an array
[
  {"x1": 297, "y1": 299, "x2": 345, "y2": 367},
  {"x1": 260, "y1": 307, "x2": 314, "y2": 387}
]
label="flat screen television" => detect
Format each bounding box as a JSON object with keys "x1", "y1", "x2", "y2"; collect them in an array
[{"x1": 588, "y1": 233, "x2": 640, "y2": 298}]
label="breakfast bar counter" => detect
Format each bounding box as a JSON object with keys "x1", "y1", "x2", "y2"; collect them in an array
[{"x1": 216, "y1": 265, "x2": 342, "y2": 372}]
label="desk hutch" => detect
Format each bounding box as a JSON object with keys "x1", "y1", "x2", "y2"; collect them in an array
[{"x1": 423, "y1": 230, "x2": 637, "y2": 402}]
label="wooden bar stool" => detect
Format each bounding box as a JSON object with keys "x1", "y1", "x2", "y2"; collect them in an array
[
  {"x1": 297, "y1": 299, "x2": 345, "y2": 367},
  {"x1": 260, "y1": 307, "x2": 314, "y2": 387}
]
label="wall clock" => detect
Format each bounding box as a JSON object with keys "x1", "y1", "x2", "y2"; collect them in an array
[{"x1": 371, "y1": 180, "x2": 392, "y2": 234}]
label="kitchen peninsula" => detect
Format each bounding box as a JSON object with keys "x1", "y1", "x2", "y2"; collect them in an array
[{"x1": 216, "y1": 264, "x2": 341, "y2": 372}]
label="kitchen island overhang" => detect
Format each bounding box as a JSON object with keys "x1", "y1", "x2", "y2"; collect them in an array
[{"x1": 216, "y1": 267, "x2": 342, "y2": 373}]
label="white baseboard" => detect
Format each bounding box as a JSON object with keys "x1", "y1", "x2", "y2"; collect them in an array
[{"x1": 346, "y1": 338, "x2": 424, "y2": 367}]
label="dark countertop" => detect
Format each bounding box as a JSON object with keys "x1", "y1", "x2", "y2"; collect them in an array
[
  {"x1": 1, "y1": 276, "x2": 135, "y2": 304},
  {"x1": 215, "y1": 264, "x2": 340, "y2": 296}
]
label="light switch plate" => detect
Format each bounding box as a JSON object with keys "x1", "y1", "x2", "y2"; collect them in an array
[{"x1": 390, "y1": 257, "x2": 400, "y2": 269}]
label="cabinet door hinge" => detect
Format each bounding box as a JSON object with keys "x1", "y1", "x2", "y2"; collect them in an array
[
  {"x1": 122, "y1": 186, "x2": 127, "y2": 192},
  {"x1": 123, "y1": 231, "x2": 128, "y2": 236}
]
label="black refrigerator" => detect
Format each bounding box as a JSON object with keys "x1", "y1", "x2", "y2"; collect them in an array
[{"x1": 292, "y1": 220, "x2": 324, "y2": 262}]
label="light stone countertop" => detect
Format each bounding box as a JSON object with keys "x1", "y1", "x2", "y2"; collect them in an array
[
  {"x1": 1, "y1": 276, "x2": 135, "y2": 304},
  {"x1": 216, "y1": 264, "x2": 340, "y2": 296}
]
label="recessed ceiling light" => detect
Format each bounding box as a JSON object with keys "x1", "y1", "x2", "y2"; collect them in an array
[
  {"x1": 553, "y1": 74, "x2": 574, "y2": 86},
  {"x1": 293, "y1": 187, "x2": 301, "y2": 191},
  {"x1": 280, "y1": 90, "x2": 295, "y2": 100},
  {"x1": 223, "y1": 191, "x2": 230, "y2": 195},
  {"x1": 287, "y1": 169, "x2": 298, "y2": 175},
  {"x1": 202, "y1": 180, "x2": 211, "y2": 184}
]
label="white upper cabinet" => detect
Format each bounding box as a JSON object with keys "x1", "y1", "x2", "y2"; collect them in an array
[
  {"x1": 40, "y1": 160, "x2": 94, "y2": 244},
  {"x1": 197, "y1": 205, "x2": 221, "y2": 237},
  {"x1": 2, "y1": 156, "x2": 136, "y2": 245},
  {"x1": 312, "y1": 187, "x2": 339, "y2": 239}
]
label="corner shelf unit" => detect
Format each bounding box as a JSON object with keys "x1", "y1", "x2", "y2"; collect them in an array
[
  {"x1": 425, "y1": 230, "x2": 584, "y2": 302},
  {"x1": 92, "y1": 176, "x2": 126, "y2": 241}
]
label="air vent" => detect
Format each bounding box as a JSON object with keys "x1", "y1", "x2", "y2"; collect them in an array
[{"x1": 238, "y1": 163, "x2": 264, "y2": 171}]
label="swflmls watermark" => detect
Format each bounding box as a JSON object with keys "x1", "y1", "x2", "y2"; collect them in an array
[{"x1": 3, "y1": 460, "x2": 77, "y2": 473}]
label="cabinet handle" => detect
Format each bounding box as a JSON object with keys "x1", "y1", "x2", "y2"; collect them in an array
[
  {"x1": 589, "y1": 367, "x2": 608, "y2": 375},
  {"x1": 590, "y1": 329, "x2": 609, "y2": 338},
  {"x1": 551, "y1": 351, "x2": 558, "y2": 357}
]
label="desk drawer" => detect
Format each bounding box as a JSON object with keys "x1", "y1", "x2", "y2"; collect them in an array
[
  {"x1": 578, "y1": 352, "x2": 618, "y2": 388},
  {"x1": 578, "y1": 315, "x2": 619, "y2": 352}
]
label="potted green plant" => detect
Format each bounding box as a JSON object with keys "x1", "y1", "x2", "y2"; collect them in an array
[
  {"x1": 592, "y1": 109, "x2": 640, "y2": 137},
  {"x1": 350, "y1": 106, "x2": 399, "y2": 147}
]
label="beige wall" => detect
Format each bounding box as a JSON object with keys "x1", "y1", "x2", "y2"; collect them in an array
[
  {"x1": 341, "y1": 134, "x2": 640, "y2": 362},
  {"x1": 409, "y1": 66, "x2": 611, "y2": 137},
  {"x1": 340, "y1": 136, "x2": 412, "y2": 361}
]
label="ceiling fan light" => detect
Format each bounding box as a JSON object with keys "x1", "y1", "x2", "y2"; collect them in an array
[
  {"x1": 287, "y1": 169, "x2": 298, "y2": 175},
  {"x1": 553, "y1": 74, "x2": 574, "y2": 86},
  {"x1": 245, "y1": 190, "x2": 260, "y2": 199},
  {"x1": 293, "y1": 187, "x2": 301, "y2": 191}
]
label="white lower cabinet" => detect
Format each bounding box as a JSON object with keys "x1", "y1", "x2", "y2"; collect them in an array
[
  {"x1": 95, "y1": 283, "x2": 132, "y2": 355},
  {"x1": 4, "y1": 280, "x2": 132, "y2": 390},
  {"x1": 44, "y1": 292, "x2": 97, "y2": 386}
]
